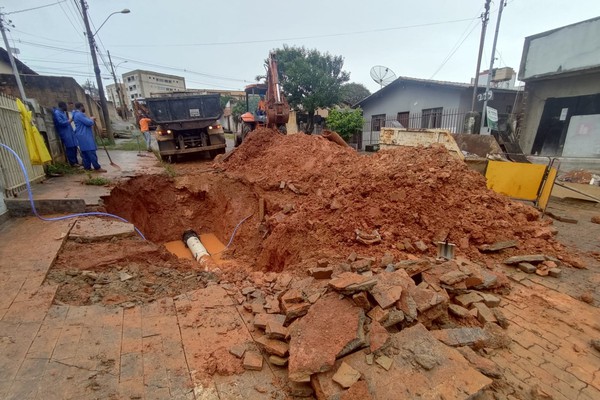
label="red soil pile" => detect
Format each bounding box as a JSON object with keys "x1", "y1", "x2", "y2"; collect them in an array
[{"x1": 221, "y1": 128, "x2": 563, "y2": 267}]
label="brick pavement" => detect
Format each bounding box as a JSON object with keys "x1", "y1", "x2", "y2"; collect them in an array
[{"x1": 1, "y1": 217, "x2": 600, "y2": 399}]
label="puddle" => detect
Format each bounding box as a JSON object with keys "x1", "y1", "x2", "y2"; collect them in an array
[{"x1": 164, "y1": 233, "x2": 226, "y2": 264}]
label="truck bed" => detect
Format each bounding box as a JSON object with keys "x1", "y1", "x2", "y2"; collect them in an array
[{"x1": 145, "y1": 94, "x2": 222, "y2": 123}]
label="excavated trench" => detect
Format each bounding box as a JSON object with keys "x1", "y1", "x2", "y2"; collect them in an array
[{"x1": 47, "y1": 173, "x2": 281, "y2": 306}]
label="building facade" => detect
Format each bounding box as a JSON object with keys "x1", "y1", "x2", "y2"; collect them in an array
[
  {"x1": 106, "y1": 83, "x2": 126, "y2": 108},
  {"x1": 121, "y1": 70, "x2": 186, "y2": 107},
  {"x1": 518, "y1": 17, "x2": 600, "y2": 157},
  {"x1": 356, "y1": 76, "x2": 519, "y2": 148}
]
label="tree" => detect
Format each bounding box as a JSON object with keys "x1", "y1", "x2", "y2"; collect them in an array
[
  {"x1": 272, "y1": 45, "x2": 350, "y2": 133},
  {"x1": 340, "y1": 83, "x2": 371, "y2": 106},
  {"x1": 220, "y1": 95, "x2": 233, "y2": 111},
  {"x1": 326, "y1": 107, "x2": 365, "y2": 141},
  {"x1": 231, "y1": 101, "x2": 247, "y2": 121}
]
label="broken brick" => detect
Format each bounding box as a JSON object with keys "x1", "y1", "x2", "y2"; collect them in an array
[
  {"x1": 332, "y1": 362, "x2": 361, "y2": 388},
  {"x1": 367, "y1": 306, "x2": 389, "y2": 324},
  {"x1": 375, "y1": 355, "x2": 393, "y2": 370},
  {"x1": 310, "y1": 267, "x2": 333, "y2": 279},
  {"x1": 229, "y1": 344, "x2": 246, "y2": 359},
  {"x1": 382, "y1": 308, "x2": 405, "y2": 328},
  {"x1": 478, "y1": 292, "x2": 501, "y2": 308},
  {"x1": 269, "y1": 355, "x2": 288, "y2": 366},
  {"x1": 518, "y1": 262, "x2": 537, "y2": 274},
  {"x1": 351, "y1": 259, "x2": 372, "y2": 273},
  {"x1": 281, "y1": 288, "x2": 304, "y2": 304},
  {"x1": 255, "y1": 336, "x2": 289, "y2": 357},
  {"x1": 329, "y1": 272, "x2": 377, "y2": 295},
  {"x1": 243, "y1": 351, "x2": 264, "y2": 371},
  {"x1": 439, "y1": 270, "x2": 469, "y2": 286},
  {"x1": 253, "y1": 313, "x2": 285, "y2": 330},
  {"x1": 380, "y1": 253, "x2": 395, "y2": 267},
  {"x1": 548, "y1": 268, "x2": 562, "y2": 278},
  {"x1": 283, "y1": 302, "x2": 311, "y2": 324},
  {"x1": 352, "y1": 292, "x2": 372, "y2": 311},
  {"x1": 504, "y1": 254, "x2": 546, "y2": 264},
  {"x1": 266, "y1": 321, "x2": 289, "y2": 340},
  {"x1": 414, "y1": 240, "x2": 428, "y2": 252},
  {"x1": 317, "y1": 259, "x2": 330, "y2": 268},
  {"x1": 454, "y1": 292, "x2": 483, "y2": 308},
  {"x1": 472, "y1": 303, "x2": 497, "y2": 324},
  {"x1": 369, "y1": 320, "x2": 390, "y2": 352},
  {"x1": 448, "y1": 304, "x2": 470, "y2": 318}
]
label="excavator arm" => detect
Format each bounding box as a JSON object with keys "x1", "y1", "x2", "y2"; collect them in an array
[{"x1": 265, "y1": 52, "x2": 290, "y2": 132}]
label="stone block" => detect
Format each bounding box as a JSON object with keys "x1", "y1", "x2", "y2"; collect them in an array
[
  {"x1": 266, "y1": 321, "x2": 289, "y2": 340},
  {"x1": 375, "y1": 355, "x2": 393, "y2": 370},
  {"x1": 394, "y1": 259, "x2": 431, "y2": 277},
  {"x1": 448, "y1": 304, "x2": 470, "y2": 318},
  {"x1": 229, "y1": 344, "x2": 246, "y2": 359},
  {"x1": 478, "y1": 292, "x2": 501, "y2": 308},
  {"x1": 472, "y1": 303, "x2": 497, "y2": 324},
  {"x1": 439, "y1": 270, "x2": 469, "y2": 286},
  {"x1": 243, "y1": 351, "x2": 263, "y2": 371},
  {"x1": 504, "y1": 254, "x2": 546, "y2": 264},
  {"x1": 351, "y1": 259, "x2": 372, "y2": 273},
  {"x1": 255, "y1": 336, "x2": 289, "y2": 357},
  {"x1": 332, "y1": 362, "x2": 361, "y2": 388},
  {"x1": 282, "y1": 288, "x2": 304, "y2": 304},
  {"x1": 430, "y1": 327, "x2": 489, "y2": 347},
  {"x1": 329, "y1": 272, "x2": 377, "y2": 295},
  {"x1": 310, "y1": 267, "x2": 333, "y2": 279},
  {"x1": 288, "y1": 294, "x2": 365, "y2": 383},
  {"x1": 352, "y1": 292, "x2": 372, "y2": 311},
  {"x1": 253, "y1": 313, "x2": 285, "y2": 330},
  {"x1": 283, "y1": 302, "x2": 311, "y2": 324},
  {"x1": 454, "y1": 292, "x2": 483, "y2": 308},
  {"x1": 268, "y1": 355, "x2": 288, "y2": 366},
  {"x1": 367, "y1": 306, "x2": 389, "y2": 324},
  {"x1": 548, "y1": 268, "x2": 562, "y2": 278},
  {"x1": 518, "y1": 262, "x2": 537, "y2": 274},
  {"x1": 69, "y1": 218, "x2": 135, "y2": 241}
]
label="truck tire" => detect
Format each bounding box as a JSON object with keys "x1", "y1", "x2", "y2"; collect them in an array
[
  {"x1": 277, "y1": 124, "x2": 287, "y2": 134},
  {"x1": 235, "y1": 134, "x2": 242, "y2": 147},
  {"x1": 241, "y1": 123, "x2": 253, "y2": 140}
]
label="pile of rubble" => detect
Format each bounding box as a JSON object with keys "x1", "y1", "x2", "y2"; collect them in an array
[
  {"x1": 224, "y1": 252, "x2": 514, "y2": 398},
  {"x1": 220, "y1": 128, "x2": 565, "y2": 272}
]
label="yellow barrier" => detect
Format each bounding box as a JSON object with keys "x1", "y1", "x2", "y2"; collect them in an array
[{"x1": 485, "y1": 160, "x2": 558, "y2": 211}]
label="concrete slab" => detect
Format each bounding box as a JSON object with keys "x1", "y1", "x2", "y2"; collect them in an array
[
  {"x1": 312, "y1": 324, "x2": 492, "y2": 400},
  {"x1": 5, "y1": 198, "x2": 86, "y2": 217},
  {"x1": 69, "y1": 217, "x2": 135, "y2": 241}
]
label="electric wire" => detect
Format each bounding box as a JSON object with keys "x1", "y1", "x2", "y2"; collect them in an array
[
  {"x1": 4, "y1": 0, "x2": 67, "y2": 15},
  {"x1": 0, "y1": 142, "x2": 146, "y2": 240}
]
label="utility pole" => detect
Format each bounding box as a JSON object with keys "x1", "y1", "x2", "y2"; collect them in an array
[
  {"x1": 0, "y1": 14, "x2": 26, "y2": 100},
  {"x1": 480, "y1": 0, "x2": 506, "y2": 134},
  {"x1": 80, "y1": 0, "x2": 114, "y2": 143},
  {"x1": 470, "y1": 0, "x2": 491, "y2": 112},
  {"x1": 107, "y1": 50, "x2": 127, "y2": 120}
]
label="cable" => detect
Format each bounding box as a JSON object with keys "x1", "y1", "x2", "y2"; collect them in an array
[
  {"x1": 0, "y1": 142, "x2": 146, "y2": 240},
  {"x1": 211, "y1": 214, "x2": 254, "y2": 255},
  {"x1": 5, "y1": 0, "x2": 67, "y2": 15},
  {"x1": 429, "y1": 22, "x2": 480, "y2": 79},
  {"x1": 110, "y1": 17, "x2": 480, "y2": 48}
]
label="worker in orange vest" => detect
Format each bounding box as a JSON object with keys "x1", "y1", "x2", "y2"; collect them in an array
[{"x1": 139, "y1": 115, "x2": 153, "y2": 152}]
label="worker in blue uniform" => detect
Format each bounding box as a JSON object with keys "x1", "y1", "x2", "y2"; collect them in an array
[
  {"x1": 72, "y1": 102, "x2": 106, "y2": 173},
  {"x1": 52, "y1": 101, "x2": 79, "y2": 167}
]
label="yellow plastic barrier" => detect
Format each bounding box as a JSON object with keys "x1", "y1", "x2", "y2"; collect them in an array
[{"x1": 485, "y1": 160, "x2": 558, "y2": 211}]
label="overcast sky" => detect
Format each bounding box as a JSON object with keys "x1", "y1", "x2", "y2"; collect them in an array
[{"x1": 3, "y1": 0, "x2": 599, "y2": 94}]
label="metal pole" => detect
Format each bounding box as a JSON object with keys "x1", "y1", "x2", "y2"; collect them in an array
[
  {"x1": 80, "y1": 0, "x2": 114, "y2": 143},
  {"x1": 107, "y1": 50, "x2": 127, "y2": 120},
  {"x1": 0, "y1": 15, "x2": 26, "y2": 100},
  {"x1": 470, "y1": 0, "x2": 491, "y2": 112},
  {"x1": 480, "y1": 0, "x2": 506, "y2": 134}
]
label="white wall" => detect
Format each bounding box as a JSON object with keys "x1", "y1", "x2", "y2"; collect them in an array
[{"x1": 520, "y1": 18, "x2": 600, "y2": 80}]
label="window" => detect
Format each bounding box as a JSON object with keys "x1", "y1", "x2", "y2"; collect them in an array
[
  {"x1": 371, "y1": 114, "x2": 386, "y2": 131},
  {"x1": 421, "y1": 108, "x2": 443, "y2": 129},
  {"x1": 130, "y1": 94, "x2": 134, "y2": 99},
  {"x1": 397, "y1": 112, "x2": 410, "y2": 128}
]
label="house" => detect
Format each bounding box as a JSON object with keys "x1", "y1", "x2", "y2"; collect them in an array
[
  {"x1": 518, "y1": 17, "x2": 600, "y2": 157},
  {"x1": 355, "y1": 76, "x2": 520, "y2": 148}
]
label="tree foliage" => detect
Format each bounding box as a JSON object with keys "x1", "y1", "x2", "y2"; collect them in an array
[
  {"x1": 231, "y1": 100, "x2": 247, "y2": 120},
  {"x1": 326, "y1": 107, "x2": 364, "y2": 141},
  {"x1": 272, "y1": 45, "x2": 350, "y2": 131},
  {"x1": 340, "y1": 82, "x2": 371, "y2": 106}
]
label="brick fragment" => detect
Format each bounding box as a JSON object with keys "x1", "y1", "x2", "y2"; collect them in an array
[
  {"x1": 548, "y1": 268, "x2": 562, "y2": 278},
  {"x1": 268, "y1": 355, "x2": 288, "y2": 366},
  {"x1": 478, "y1": 292, "x2": 501, "y2": 308},
  {"x1": 310, "y1": 267, "x2": 333, "y2": 279},
  {"x1": 448, "y1": 304, "x2": 470, "y2": 318},
  {"x1": 454, "y1": 292, "x2": 483, "y2": 308},
  {"x1": 332, "y1": 362, "x2": 361, "y2": 388},
  {"x1": 375, "y1": 355, "x2": 393, "y2": 370},
  {"x1": 229, "y1": 344, "x2": 246, "y2": 359},
  {"x1": 243, "y1": 351, "x2": 263, "y2": 371},
  {"x1": 518, "y1": 262, "x2": 537, "y2": 273},
  {"x1": 255, "y1": 336, "x2": 289, "y2": 357},
  {"x1": 472, "y1": 303, "x2": 497, "y2": 324},
  {"x1": 266, "y1": 321, "x2": 289, "y2": 340},
  {"x1": 352, "y1": 292, "x2": 372, "y2": 311}
]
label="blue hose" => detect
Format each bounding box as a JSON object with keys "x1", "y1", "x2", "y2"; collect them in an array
[
  {"x1": 212, "y1": 213, "x2": 253, "y2": 255},
  {"x1": 0, "y1": 142, "x2": 146, "y2": 240}
]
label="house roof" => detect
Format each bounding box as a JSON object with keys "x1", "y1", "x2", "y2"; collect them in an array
[
  {"x1": 355, "y1": 75, "x2": 518, "y2": 108},
  {"x1": 0, "y1": 47, "x2": 37, "y2": 75}
]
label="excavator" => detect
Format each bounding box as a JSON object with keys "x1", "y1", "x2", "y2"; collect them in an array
[{"x1": 236, "y1": 52, "x2": 290, "y2": 146}]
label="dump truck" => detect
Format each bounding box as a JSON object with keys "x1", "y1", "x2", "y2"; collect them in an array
[{"x1": 141, "y1": 93, "x2": 226, "y2": 161}]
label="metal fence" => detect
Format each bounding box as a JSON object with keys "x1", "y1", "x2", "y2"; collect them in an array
[
  {"x1": 362, "y1": 108, "x2": 470, "y2": 147},
  {"x1": 0, "y1": 93, "x2": 45, "y2": 197}
]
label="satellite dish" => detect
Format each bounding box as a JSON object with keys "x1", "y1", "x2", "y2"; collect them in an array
[{"x1": 370, "y1": 65, "x2": 397, "y2": 88}]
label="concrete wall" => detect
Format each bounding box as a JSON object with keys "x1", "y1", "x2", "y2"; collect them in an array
[
  {"x1": 519, "y1": 71, "x2": 600, "y2": 153},
  {"x1": 520, "y1": 17, "x2": 600, "y2": 81},
  {"x1": 0, "y1": 63, "x2": 13, "y2": 74}
]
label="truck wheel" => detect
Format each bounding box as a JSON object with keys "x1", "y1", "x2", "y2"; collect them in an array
[
  {"x1": 234, "y1": 134, "x2": 242, "y2": 147},
  {"x1": 277, "y1": 124, "x2": 287, "y2": 134}
]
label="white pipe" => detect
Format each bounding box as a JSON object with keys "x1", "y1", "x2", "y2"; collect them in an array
[{"x1": 183, "y1": 229, "x2": 215, "y2": 270}]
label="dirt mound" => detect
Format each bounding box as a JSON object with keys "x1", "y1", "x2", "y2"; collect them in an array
[{"x1": 220, "y1": 128, "x2": 562, "y2": 267}]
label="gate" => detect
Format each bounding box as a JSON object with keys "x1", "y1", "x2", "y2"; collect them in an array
[{"x1": 0, "y1": 93, "x2": 45, "y2": 197}]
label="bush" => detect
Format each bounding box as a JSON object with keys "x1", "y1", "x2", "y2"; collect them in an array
[{"x1": 326, "y1": 107, "x2": 364, "y2": 141}]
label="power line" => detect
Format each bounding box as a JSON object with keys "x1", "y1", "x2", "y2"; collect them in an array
[
  {"x1": 57, "y1": 0, "x2": 83, "y2": 36},
  {"x1": 429, "y1": 19, "x2": 481, "y2": 79},
  {"x1": 109, "y1": 17, "x2": 480, "y2": 48},
  {"x1": 5, "y1": 0, "x2": 67, "y2": 15}
]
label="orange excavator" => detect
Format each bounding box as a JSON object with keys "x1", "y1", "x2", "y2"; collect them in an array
[{"x1": 236, "y1": 52, "x2": 290, "y2": 146}]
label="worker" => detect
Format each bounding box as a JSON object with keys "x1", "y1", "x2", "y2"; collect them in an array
[
  {"x1": 52, "y1": 101, "x2": 79, "y2": 167},
  {"x1": 257, "y1": 95, "x2": 266, "y2": 115},
  {"x1": 72, "y1": 102, "x2": 106, "y2": 173},
  {"x1": 139, "y1": 115, "x2": 153, "y2": 152}
]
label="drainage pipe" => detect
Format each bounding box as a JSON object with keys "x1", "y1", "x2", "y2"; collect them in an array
[{"x1": 182, "y1": 229, "x2": 217, "y2": 270}]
